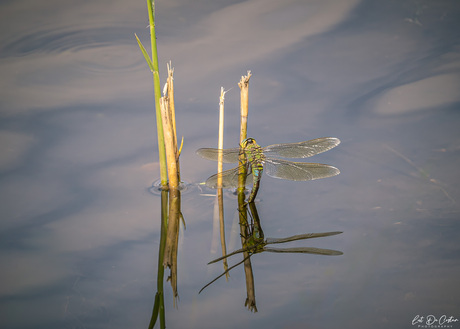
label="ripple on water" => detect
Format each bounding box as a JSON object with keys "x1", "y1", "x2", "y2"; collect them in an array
[
  {"x1": 0, "y1": 25, "x2": 150, "y2": 113},
  {"x1": 148, "y1": 179, "x2": 195, "y2": 196},
  {"x1": 0, "y1": 26, "x2": 146, "y2": 73}
]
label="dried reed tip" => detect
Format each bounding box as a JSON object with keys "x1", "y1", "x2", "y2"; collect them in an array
[
  {"x1": 167, "y1": 60, "x2": 174, "y2": 76},
  {"x1": 238, "y1": 71, "x2": 252, "y2": 88}
]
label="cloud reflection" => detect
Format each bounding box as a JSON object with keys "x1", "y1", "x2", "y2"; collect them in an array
[
  {"x1": 374, "y1": 73, "x2": 460, "y2": 115},
  {"x1": 0, "y1": 131, "x2": 35, "y2": 171},
  {"x1": 0, "y1": 0, "x2": 361, "y2": 114}
]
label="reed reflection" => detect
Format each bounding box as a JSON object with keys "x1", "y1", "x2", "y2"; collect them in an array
[
  {"x1": 149, "y1": 187, "x2": 184, "y2": 329},
  {"x1": 200, "y1": 196, "x2": 343, "y2": 312}
]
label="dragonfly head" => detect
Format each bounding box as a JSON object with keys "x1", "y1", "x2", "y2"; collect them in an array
[{"x1": 241, "y1": 138, "x2": 256, "y2": 148}]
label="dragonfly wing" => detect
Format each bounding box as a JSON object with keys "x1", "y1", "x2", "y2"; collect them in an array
[
  {"x1": 196, "y1": 147, "x2": 240, "y2": 163},
  {"x1": 263, "y1": 158, "x2": 340, "y2": 181},
  {"x1": 263, "y1": 137, "x2": 340, "y2": 158},
  {"x1": 205, "y1": 165, "x2": 253, "y2": 188}
]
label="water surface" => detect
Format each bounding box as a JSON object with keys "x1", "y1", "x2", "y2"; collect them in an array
[{"x1": 1, "y1": 0, "x2": 460, "y2": 328}]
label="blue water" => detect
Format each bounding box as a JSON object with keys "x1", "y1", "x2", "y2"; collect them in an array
[{"x1": 1, "y1": 0, "x2": 460, "y2": 328}]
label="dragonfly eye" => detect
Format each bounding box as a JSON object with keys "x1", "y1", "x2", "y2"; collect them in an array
[{"x1": 241, "y1": 138, "x2": 256, "y2": 149}]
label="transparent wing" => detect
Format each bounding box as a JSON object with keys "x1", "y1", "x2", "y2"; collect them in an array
[
  {"x1": 262, "y1": 137, "x2": 340, "y2": 158},
  {"x1": 204, "y1": 165, "x2": 253, "y2": 189},
  {"x1": 263, "y1": 158, "x2": 340, "y2": 181},
  {"x1": 196, "y1": 147, "x2": 240, "y2": 163}
]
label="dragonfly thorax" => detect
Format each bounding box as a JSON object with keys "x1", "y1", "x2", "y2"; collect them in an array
[{"x1": 241, "y1": 138, "x2": 264, "y2": 163}]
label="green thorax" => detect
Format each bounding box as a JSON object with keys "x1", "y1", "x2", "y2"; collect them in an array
[
  {"x1": 241, "y1": 138, "x2": 265, "y2": 171},
  {"x1": 241, "y1": 138, "x2": 264, "y2": 203}
]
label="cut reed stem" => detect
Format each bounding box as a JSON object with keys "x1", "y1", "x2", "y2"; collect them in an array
[
  {"x1": 160, "y1": 95, "x2": 179, "y2": 189},
  {"x1": 167, "y1": 62, "x2": 178, "y2": 154},
  {"x1": 217, "y1": 87, "x2": 226, "y2": 179},
  {"x1": 217, "y1": 87, "x2": 228, "y2": 279},
  {"x1": 166, "y1": 64, "x2": 181, "y2": 182},
  {"x1": 236, "y1": 71, "x2": 257, "y2": 312},
  {"x1": 238, "y1": 71, "x2": 252, "y2": 143}
]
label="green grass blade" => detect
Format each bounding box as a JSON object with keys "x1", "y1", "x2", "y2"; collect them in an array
[{"x1": 135, "y1": 34, "x2": 155, "y2": 72}]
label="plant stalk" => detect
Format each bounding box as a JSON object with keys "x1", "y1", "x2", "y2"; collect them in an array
[{"x1": 146, "y1": 0, "x2": 168, "y2": 186}]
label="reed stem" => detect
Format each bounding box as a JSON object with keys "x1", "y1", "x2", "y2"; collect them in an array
[
  {"x1": 138, "y1": 0, "x2": 168, "y2": 186},
  {"x1": 236, "y1": 71, "x2": 257, "y2": 312},
  {"x1": 166, "y1": 64, "x2": 181, "y2": 182},
  {"x1": 160, "y1": 96, "x2": 179, "y2": 189},
  {"x1": 237, "y1": 72, "x2": 251, "y2": 194},
  {"x1": 217, "y1": 87, "x2": 228, "y2": 279},
  {"x1": 238, "y1": 71, "x2": 252, "y2": 144},
  {"x1": 217, "y1": 87, "x2": 226, "y2": 180},
  {"x1": 167, "y1": 63, "x2": 178, "y2": 154}
]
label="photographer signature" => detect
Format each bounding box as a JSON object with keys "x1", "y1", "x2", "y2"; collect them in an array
[{"x1": 412, "y1": 315, "x2": 459, "y2": 326}]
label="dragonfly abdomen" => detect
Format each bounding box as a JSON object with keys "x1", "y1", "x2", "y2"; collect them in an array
[{"x1": 246, "y1": 161, "x2": 264, "y2": 203}]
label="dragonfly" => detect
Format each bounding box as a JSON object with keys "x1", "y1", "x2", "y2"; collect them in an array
[{"x1": 196, "y1": 137, "x2": 340, "y2": 203}]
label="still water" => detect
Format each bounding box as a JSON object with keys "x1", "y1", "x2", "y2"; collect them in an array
[{"x1": 1, "y1": 0, "x2": 460, "y2": 328}]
